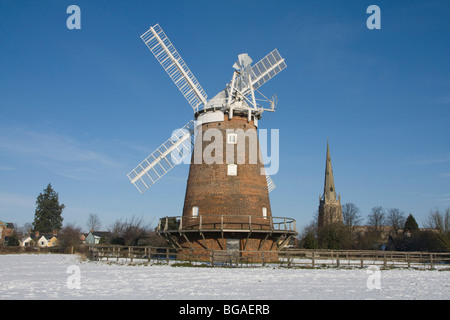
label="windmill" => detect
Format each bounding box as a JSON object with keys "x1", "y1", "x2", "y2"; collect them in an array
[{"x1": 127, "y1": 24, "x2": 297, "y2": 258}]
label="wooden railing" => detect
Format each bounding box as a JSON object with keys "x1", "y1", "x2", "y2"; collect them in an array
[
  {"x1": 157, "y1": 215, "x2": 297, "y2": 234},
  {"x1": 88, "y1": 245, "x2": 178, "y2": 263},
  {"x1": 278, "y1": 249, "x2": 450, "y2": 269},
  {"x1": 87, "y1": 245, "x2": 450, "y2": 269}
]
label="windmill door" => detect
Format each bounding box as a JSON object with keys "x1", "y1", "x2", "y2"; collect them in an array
[{"x1": 226, "y1": 238, "x2": 240, "y2": 253}]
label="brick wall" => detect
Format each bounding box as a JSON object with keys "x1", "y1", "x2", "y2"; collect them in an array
[
  {"x1": 182, "y1": 114, "x2": 271, "y2": 221},
  {"x1": 175, "y1": 232, "x2": 279, "y2": 262},
  {"x1": 175, "y1": 114, "x2": 278, "y2": 259}
]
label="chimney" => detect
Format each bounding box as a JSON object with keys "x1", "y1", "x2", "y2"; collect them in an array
[{"x1": 35, "y1": 231, "x2": 39, "y2": 237}]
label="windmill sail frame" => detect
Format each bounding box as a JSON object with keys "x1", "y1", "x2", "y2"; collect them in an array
[
  {"x1": 249, "y1": 49, "x2": 287, "y2": 91},
  {"x1": 141, "y1": 24, "x2": 208, "y2": 113},
  {"x1": 127, "y1": 120, "x2": 195, "y2": 193}
]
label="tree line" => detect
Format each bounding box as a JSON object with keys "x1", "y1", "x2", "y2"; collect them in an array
[
  {"x1": 298, "y1": 203, "x2": 450, "y2": 252},
  {"x1": 5, "y1": 184, "x2": 450, "y2": 253},
  {"x1": 4, "y1": 184, "x2": 167, "y2": 249}
]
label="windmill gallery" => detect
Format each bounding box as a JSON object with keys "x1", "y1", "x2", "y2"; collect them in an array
[{"x1": 127, "y1": 23, "x2": 301, "y2": 259}]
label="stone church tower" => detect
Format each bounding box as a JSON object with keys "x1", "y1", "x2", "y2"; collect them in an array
[{"x1": 318, "y1": 140, "x2": 343, "y2": 228}]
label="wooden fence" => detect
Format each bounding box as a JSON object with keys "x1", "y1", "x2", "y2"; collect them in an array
[
  {"x1": 88, "y1": 245, "x2": 450, "y2": 269},
  {"x1": 88, "y1": 245, "x2": 178, "y2": 264},
  {"x1": 278, "y1": 249, "x2": 450, "y2": 269}
]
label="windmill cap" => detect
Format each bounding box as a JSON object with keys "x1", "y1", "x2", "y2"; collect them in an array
[{"x1": 233, "y1": 53, "x2": 253, "y2": 70}]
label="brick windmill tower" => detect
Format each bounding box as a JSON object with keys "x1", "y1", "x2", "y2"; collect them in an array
[
  {"x1": 127, "y1": 24, "x2": 297, "y2": 258},
  {"x1": 318, "y1": 140, "x2": 343, "y2": 228}
]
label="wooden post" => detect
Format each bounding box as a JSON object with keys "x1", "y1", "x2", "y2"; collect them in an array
[
  {"x1": 166, "y1": 248, "x2": 170, "y2": 265},
  {"x1": 430, "y1": 253, "x2": 434, "y2": 269},
  {"x1": 211, "y1": 251, "x2": 215, "y2": 267},
  {"x1": 149, "y1": 247, "x2": 158, "y2": 261},
  {"x1": 312, "y1": 251, "x2": 315, "y2": 268},
  {"x1": 336, "y1": 253, "x2": 340, "y2": 267}
]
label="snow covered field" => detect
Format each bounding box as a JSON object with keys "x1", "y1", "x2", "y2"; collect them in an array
[{"x1": 0, "y1": 254, "x2": 449, "y2": 300}]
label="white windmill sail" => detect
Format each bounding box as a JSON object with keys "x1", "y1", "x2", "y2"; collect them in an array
[
  {"x1": 227, "y1": 49, "x2": 286, "y2": 112},
  {"x1": 140, "y1": 24, "x2": 208, "y2": 113},
  {"x1": 249, "y1": 49, "x2": 287, "y2": 90},
  {"x1": 127, "y1": 120, "x2": 195, "y2": 193},
  {"x1": 266, "y1": 175, "x2": 276, "y2": 193}
]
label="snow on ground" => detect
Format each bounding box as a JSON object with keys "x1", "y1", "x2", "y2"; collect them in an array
[{"x1": 0, "y1": 254, "x2": 449, "y2": 300}]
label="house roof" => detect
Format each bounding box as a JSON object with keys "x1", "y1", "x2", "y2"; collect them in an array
[
  {"x1": 89, "y1": 231, "x2": 111, "y2": 237},
  {"x1": 31, "y1": 232, "x2": 57, "y2": 240},
  {"x1": 0, "y1": 221, "x2": 14, "y2": 228},
  {"x1": 39, "y1": 233, "x2": 57, "y2": 240}
]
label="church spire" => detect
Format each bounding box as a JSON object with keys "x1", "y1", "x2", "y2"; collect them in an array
[
  {"x1": 323, "y1": 139, "x2": 337, "y2": 203},
  {"x1": 318, "y1": 139, "x2": 343, "y2": 228}
]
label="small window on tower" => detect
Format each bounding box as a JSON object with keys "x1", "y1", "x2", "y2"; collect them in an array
[
  {"x1": 227, "y1": 164, "x2": 237, "y2": 176},
  {"x1": 262, "y1": 207, "x2": 267, "y2": 219},
  {"x1": 227, "y1": 133, "x2": 237, "y2": 144},
  {"x1": 192, "y1": 206, "x2": 199, "y2": 218}
]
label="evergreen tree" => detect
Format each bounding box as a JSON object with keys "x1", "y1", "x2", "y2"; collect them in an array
[
  {"x1": 6, "y1": 233, "x2": 19, "y2": 246},
  {"x1": 301, "y1": 231, "x2": 318, "y2": 249},
  {"x1": 404, "y1": 213, "x2": 419, "y2": 233},
  {"x1": 32, "y1": 184, "x2": 65, "y2": 233}
]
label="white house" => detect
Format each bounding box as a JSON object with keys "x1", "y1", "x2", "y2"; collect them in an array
[
  {"x1": 19, "y1": 232, "x2": 58, "y2": 247},
  {"x1": 37, "y1": 235, "x2": 50, "y2": 247},
  {"x1": 20, "y1": 236, "x2": 33, "y2": 247},
  {"x1": 85, "y1": 231, "x2": 111, "y2": 245}
]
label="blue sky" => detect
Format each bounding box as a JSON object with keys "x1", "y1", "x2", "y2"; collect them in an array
[{"x1": 0, "y1": 0, "x2": 449, "y2": 232}]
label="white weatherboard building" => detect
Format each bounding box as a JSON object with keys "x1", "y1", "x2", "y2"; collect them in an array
[{"x1": 85, "y1": 231, "x2": 111, "y2": 245}]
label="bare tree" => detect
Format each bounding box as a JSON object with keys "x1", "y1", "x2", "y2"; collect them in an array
[
  {"x1": 86, "y1": 214, "x2": 102, "y2": 232},
  {"x1": 424, "y1": 207, "x2": 450, "y2": 250},
  {"x1": 59, "y1": 223, "x2": 82, "y2": 248},
  {"x1": 108, "y1": 216, "x2": 150, "y2": 246},
  {"x1": 367, "y1": 206, "x2": 386, "y2": 232},
  {"x1": 342, "y1": 203, "x2": 362, "y2": 228},
  {"x1": 387, "y1": 208, "x2": 406, "y2": 234},
  {"x1": 13, "y1": 222, "x2": 33, "y2": 239},
  {"x1": 424, "y1": 207, "x2": 450, "y2": 233},
  {"x1": 123, "y1": 216, "x2": 149, "y2": 245}
]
